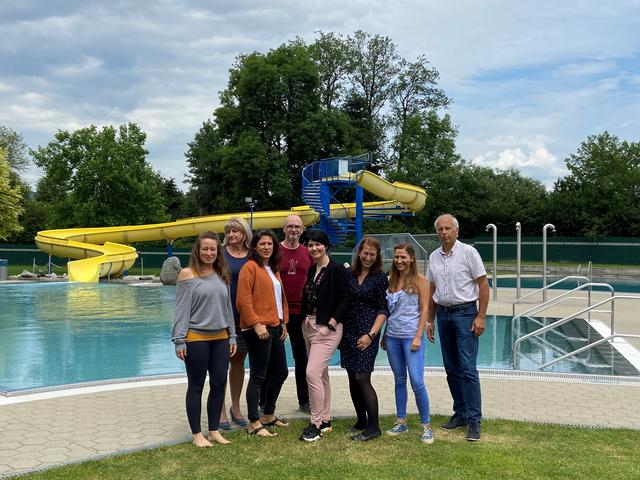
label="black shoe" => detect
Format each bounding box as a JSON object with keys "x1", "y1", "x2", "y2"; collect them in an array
[
  {"x1": 299, "y1": 423, "x2": 322, "y2": 442},
  {"x1": 298, "y1": 402, "x2": 311, "y2": 414},
  {"x1": 347, "y1": 423, "x2": 367, "y2": 433},
  {"x1": 466, "y1": 423, "x2": 481, "y2": 442},
  {"x1": 320, "y1": 420, "x2": 333, "y2": 433},
  {"x1": 351, "y1": 428, "x2": 381, "y2": 442},
  {"x1": 441, "y1": 415, "x2": 468, "y2": 430}
]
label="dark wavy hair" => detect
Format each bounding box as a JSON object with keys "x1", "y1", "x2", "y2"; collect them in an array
[
  {"x1": 351, "y1": 236, "x2": 383, "y2": 276},
  {"x1": 249, "y1": 229, "x2": 280, "y2": 270},
  {"x1": 188, "y1": 231, "x2": 229, "y2": 283}
]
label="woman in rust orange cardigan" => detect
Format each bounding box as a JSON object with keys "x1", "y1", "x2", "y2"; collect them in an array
[{"x1": 236, "y1": 229, "x2": 289, "y2": 437}]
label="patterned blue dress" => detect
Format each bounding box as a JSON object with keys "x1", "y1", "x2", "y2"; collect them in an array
[{"x1": 339, "y1": 270, "x2": 389, "y2": 372}]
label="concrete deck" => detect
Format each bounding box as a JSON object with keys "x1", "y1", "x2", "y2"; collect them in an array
[{"x1": 1, "y1": 286, "x2": 639, "y2": 478}]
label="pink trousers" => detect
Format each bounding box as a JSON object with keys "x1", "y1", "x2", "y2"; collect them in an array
[{"x1": 303, "y1": 315, "x2": 343, "y2": 428}]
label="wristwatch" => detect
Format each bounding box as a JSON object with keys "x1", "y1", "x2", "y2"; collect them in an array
[{"x1": 367, "y1": 330, "x2": 377, "y2": 340}]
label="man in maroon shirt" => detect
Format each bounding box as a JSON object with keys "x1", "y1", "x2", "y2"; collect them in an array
[{"x1": 279, "y1": 214, "x2": 313, "y2": 413}]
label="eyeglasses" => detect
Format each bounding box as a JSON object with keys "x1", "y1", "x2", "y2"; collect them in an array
[{"x1": 285, "y1": 225, "x2": 303, "y2": 230}]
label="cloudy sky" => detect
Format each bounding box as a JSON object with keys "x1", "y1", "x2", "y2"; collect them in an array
[{"x1": 1, "y1": 0, "x2": 639, "y2": 190}]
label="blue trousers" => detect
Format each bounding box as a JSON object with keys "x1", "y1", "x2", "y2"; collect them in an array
[
  {"x1": 385, "y1": 335, "x2": 431, "y2": 424},
  {"x1": 436, "y1": 304, "x2": 482, "y2": 425}
]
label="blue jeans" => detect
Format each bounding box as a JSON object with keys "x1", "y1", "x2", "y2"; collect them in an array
[
  {"x1": 436, "y1": 304, "x2": 482, "y2": 425},
  {"x1": 385, "y1": 335, "x2": 430, "y2": 424}
]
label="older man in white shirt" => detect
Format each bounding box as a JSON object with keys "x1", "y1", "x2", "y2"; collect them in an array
[{"x1": 426, "y1": 214, "x2": 489, "y2": 442}]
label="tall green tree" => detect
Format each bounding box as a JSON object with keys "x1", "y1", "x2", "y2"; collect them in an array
[
  {"x1": 185, "y1": 120, "x2": 225, "y2": 214},
  {"x1": 6, "y1": 187, "x2": 48, "y2": 243},
  {"x1": 389, "y1": 57, "x2": 450, "y2": 173},
  {"x1": 549, "y1": 132, "x2": 640, "y2": 237},
  {"x1": 0, "y1": 149, "x2": 24, "y2": 239},
  {"x1": 32, "y1": 123, "x2": 168, "y2": 228},
  {"x1": 345, "y1": 31, "x2": 400, "y2": 160},
  {"x1": 308, "y1": 32, "x2": 352, "y2": 110},
  {"x1": 0, "y1": 126, "x2": 29, "y2": 174},
  {"x1": 347, "y1": 31, "x2": 400, "y2": 121},
  {"x1": 187, "y1": 42, "x2": 360, "y2": 213},
  {"x1": 162, "y1": 177, "x2": 186, "y2": 221}
]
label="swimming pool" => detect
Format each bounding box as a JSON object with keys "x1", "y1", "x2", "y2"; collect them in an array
[
  {"x1": 0, "y1": 283, "x2": 637, "y2": 393},
  {"x1": 490, "y1": 276, "x2": 640, "y2": 293}
]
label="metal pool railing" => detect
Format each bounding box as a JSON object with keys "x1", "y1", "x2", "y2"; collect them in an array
[
  {"x1": 512, "y1": 293, "x2": 640, "y2": 371},
  {"x1": 511, "y1": 275, "x2": 592, "y2": 317}
]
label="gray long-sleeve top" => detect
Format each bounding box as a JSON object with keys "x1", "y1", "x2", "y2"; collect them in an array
[{"x1": 172, "y1": 273, "x2": 236, "y2": 352}]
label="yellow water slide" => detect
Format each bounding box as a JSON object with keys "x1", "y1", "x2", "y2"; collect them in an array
[{"x1": 35, "y1": 171, "x2": 426, "y2": 282}]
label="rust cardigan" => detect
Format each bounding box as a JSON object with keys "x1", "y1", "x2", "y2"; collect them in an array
[{"x1": 236, "y1": 259, "x2": 289, "y2": 329}]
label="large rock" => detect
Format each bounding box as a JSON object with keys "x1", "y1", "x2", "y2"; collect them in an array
[{"x1": 160, "y1": 257, "x2": 182, "y2": 285}]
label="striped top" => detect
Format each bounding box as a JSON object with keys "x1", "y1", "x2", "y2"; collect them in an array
[{"x1": 427, "y1": 240, "x2": 486, "y2": 306}]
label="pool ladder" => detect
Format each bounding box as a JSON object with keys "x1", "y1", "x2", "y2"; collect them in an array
[{"x1": 511, "y1": 278, "x2": 640, "y2": 371}]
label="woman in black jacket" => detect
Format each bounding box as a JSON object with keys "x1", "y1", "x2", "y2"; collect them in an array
[{"x1": 298, "y1": 230, "x2": 350, "y2": 442}]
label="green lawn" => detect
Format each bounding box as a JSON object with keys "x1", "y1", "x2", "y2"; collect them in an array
[{"x1": 20, "y1": 416, "x2": 640, "y2": 480}]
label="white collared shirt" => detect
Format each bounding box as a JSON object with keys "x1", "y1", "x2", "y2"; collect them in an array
[{"x1": 427, "y1": 240, "x2": 486, "y2": 306}]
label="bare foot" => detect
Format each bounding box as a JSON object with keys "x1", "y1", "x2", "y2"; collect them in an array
[
  {"x1": 208, "y1": 430, "x2": 231, "y2": 445},
  {"x1": 192, "y1": 433, "x2": 213, "y2": 448}
]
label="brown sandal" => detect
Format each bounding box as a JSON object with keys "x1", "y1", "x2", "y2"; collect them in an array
[
  {"x1": 248, "y1": 426, "x2": 278, "y2": 437},
  {"x1": 262, "y1": 417, "x2": 289, "y2": 428}
]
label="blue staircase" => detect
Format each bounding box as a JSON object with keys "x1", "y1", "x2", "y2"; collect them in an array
[
  {"x1": 301, "y1": 154, "x2": 414, "y2": 245},
  {"x1": 302, "y1": 157, "x2": 361, "y2": 245}
]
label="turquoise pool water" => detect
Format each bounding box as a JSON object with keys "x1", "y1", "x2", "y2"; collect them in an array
[
  {"x1": 490, "y1": 276, "x2": 640, "y2": 293},
  {"x1": 0, "y1": 283, "x2": 637, "y2": 392}
]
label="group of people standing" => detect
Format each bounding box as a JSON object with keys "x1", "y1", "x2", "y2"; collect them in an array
[{"x1": 171, "y1": 213, "x2": 489, "y2": 447}]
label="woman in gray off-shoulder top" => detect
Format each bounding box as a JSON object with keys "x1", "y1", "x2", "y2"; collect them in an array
[{"x1": 171, "y1": 232, "x2": 237, "y2": 447}]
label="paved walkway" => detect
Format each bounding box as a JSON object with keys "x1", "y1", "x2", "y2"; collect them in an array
[
  {"x1": 1, "y1": 286, "x2": 639, "y2": 478},
  {"x1": 2, "y1": 370, "x2": 639, "y2": 478}
]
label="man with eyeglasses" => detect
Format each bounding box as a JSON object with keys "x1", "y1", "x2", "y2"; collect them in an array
[{"x1": 279, "y1": 214, "x2": 313, "y2": 413}]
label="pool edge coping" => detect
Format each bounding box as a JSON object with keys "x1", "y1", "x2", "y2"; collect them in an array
[{"x1": 2, "y1": 367, "x2": 639, "y2": 404}]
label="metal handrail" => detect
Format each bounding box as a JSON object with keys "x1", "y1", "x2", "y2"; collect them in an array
[
  {"x1": 513, "y1": 294, "x2": 640, "y2": 369},
  {"x1": 511, "y1": 282, "x2": 614, "y2": 328},
  {"x1": 512, "y1": 275, "x2": 591, "y2": 316},
  {"x1": 539, "y1": 332, "x2": 640, "y2": 370}
]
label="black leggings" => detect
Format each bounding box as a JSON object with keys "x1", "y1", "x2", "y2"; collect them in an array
[
  {"x1": 260, "y1": 313, "x2": 308, "y2": 408},
  {"x1": 347, "y1": 371, "x2": 380, "y2": 433},
  {"x1": 184, "y1": 339, "x2": 229, "y2": 434},
  {"x1": 244, "y1": 325, "x2": 289, "y2": 422}
]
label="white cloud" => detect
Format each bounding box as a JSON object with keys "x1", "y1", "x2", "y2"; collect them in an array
[
  {"x1": 472, "y1": 139, "x2": 567, "y2": 188},
  {"x1": 51, "y1": 56, "x2": 103, "y2": 77},
  {"x1": 474, "y1": 143, "x2": 558, "y2": 170},
  {"x1": 1, "y1": 0, "x2": 639, "y2": 194}
]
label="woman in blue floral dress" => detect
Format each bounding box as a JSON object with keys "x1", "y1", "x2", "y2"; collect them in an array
[{"x1": 340, "y1": 237, "x2": 388, "y2": 441}]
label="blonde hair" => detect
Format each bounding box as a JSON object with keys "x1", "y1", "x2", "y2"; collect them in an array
[
  {"x1": 223, "y1": 217, "x2": 252, "y2": 250},
  {"x1": 388, "y1": 243, "x2": 420, "y2": 294}
]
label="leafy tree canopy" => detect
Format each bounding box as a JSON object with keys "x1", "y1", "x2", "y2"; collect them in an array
[
  {"x1": 32, "y1": 123, "x2": 169, "y2": 228},
  {"x1": 0, "y1": 149, "x2": 24, "y2": 239},
  {"x1": 549, "y1": 132, "x2": 640, "y2": 238},
  {"x1": 0, "y1": 126, "x2": 29, "y2": 174}
]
